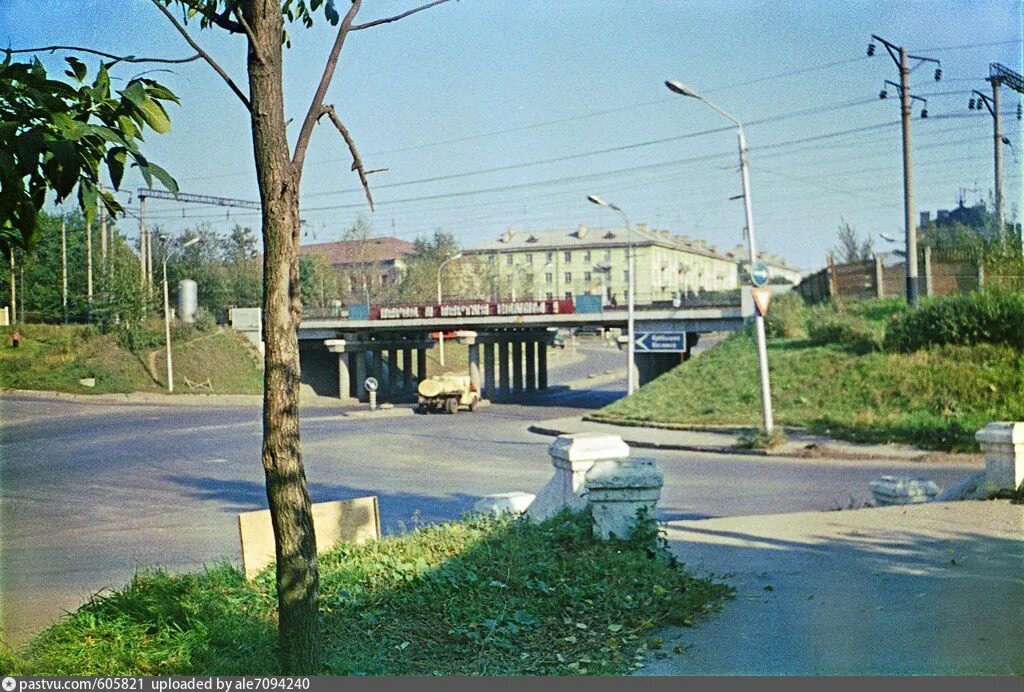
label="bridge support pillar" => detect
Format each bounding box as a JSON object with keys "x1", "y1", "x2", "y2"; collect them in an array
[
  {"x1": 512, "y1": 341, "x2": 524, "y2": 393},
  {"x1": 372, "y1": 350, "x2": 384, "y2": 398},
  {"x1": 387, "y1": 349, "x2": 400, "y2": 400},
  {"x1": 483, "y1": 342, "x2": 495, "y2": 400},
  {"x1": 353, "y1": 350, "x2": 368, "y2": 402},
  {"x1": 467, "y1": 343, "x2": 481, "y2": 392},
  {"x1": 416, "y1": 348, "x2": 428, "y2": 385},
  {"x1": 537, "y1": 342, "x2": 548, "y2": 390},
  {"x1": 337, "y1": 353, "x2": 353, "y2": 403},
  {"x1": 402, "y1": 348, "x2": 413, "y2": 396},
  {"x1": 525, "y1": 340, "x2": 536, "y2": 393},
  {"x1": 498, "y1": 340, "x2": 510, "y2": 399}
]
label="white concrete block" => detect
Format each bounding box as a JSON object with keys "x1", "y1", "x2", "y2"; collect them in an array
[
  {"x1": 869, "y1": 476, "x2": 940, "y2": 506},
  {"x1": 474, "y1": 492, "x2": 536, "y2": 517},
  {"x1": 527, "y1": 433, "x2": 630, "y2": 522},
  {"x1": 976, "y1": 422, "x2": 1024, "y2": 495},
  {"x1": 585, "y1": 457, "x2": 664, "y2": 540}
]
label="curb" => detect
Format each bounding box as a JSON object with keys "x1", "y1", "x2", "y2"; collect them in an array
[{"x1": 526, "y1": 421, "x2": 977, "y2": 464}]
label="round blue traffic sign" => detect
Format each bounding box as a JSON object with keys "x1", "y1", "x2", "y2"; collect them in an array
[{"x1": 750, "y1": 261, "x2": 770, "y2": 287}]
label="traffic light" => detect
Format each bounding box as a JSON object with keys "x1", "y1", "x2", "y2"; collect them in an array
[
  {"x1": 969, "y1": 98, "x2": 976, "y2": 110},
  {"x1": 934, "y1": 67, "x2": 942, "y2": 81}
]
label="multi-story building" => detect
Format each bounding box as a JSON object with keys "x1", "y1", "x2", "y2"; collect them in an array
[
  {"x1": 463, "y1": 225, "x2": 738, "y2": 304},
  {"x1": 298, "y1": 236, "x2": 414, "y2": 303}
]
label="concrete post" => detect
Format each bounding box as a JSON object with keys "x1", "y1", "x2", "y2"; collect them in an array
[
  {"x1": 402, "y1": 347, "x2": 413, "y2": 396},
  {"x1": 483, "y1": 342, "x2": 495, "y2": 400},
  {"x1": 526, "y1": 433, "x2": 631, "y2": 522},
  {"x1": 498, "y1": 340, "x2": 510, "y2": 398},
  {"x1": 923, "y1": 245, "x2": 933, "y2": 297},
  {"x1": 525, "y1": 340, "x2": 536, "y2": 392},
  {"x1": 537, "y1": 342, "x2": 548, "y2": 389},
  {"x1": 512, "y1": 340, "x2": 524, "y2": 393},
  {"x1": 585, "y1": 458, "x2": 664, "y2": 540},
  {"x1": 976, "y1": 422, "x2": 1024, "y2": 496},
  {"x1": 874, "y1": 255, "x2": 885, "y2": 298},
  {"x1": 467, "y1": 342, "x2": 481, "y2": 392}
]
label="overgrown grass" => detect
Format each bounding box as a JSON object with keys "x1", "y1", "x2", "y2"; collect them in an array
[
  {"x1": 0, "y1": 324, "x2": 156, "y2": 393},
  {"x1": 4, "y1": 513, "x2": 732, "y2": 676},
  {"x1": 0, "y1": 324, "x2": 263, "y2": 395},
  {"x1": 593, "y1": 298, "x2": 1024, "y2": 451}
]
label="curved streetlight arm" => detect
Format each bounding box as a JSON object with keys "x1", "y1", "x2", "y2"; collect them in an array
[{"x1": 436, "y1": 252, "x2": 463, "y2": 304}]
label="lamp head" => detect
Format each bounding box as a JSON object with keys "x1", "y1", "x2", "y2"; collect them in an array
[
  {"x1": 182, "y1": 237, "x2": 201, "y2": 249},
  {"x1": 665, "y1": 80, "x2": 699, "y2": 98},
  {"x1": 587, "y1": 195, "x2": 607, "y2": 207}
]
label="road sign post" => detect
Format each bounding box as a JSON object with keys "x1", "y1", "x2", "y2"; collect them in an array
[{"x1": 364, "y1": 377, "x2": 379, "y2": 411}]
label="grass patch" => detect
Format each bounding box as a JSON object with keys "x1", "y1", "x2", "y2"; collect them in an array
[
  {"x1": 5, "y1": 512, "x2": 731, "y2": 676},
  {"x1": 0, "y1": 324, "x2": 156, "y2": 394},
  {"x1": 0, "y1": 324, "x2": 263, "y2": 395},
  {"x1": 593, "y1": 299, "x2": 1024, "y2": 451}
]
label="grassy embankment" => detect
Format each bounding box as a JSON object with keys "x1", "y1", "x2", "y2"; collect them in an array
[
  {"x1": 592, "y1": 295, "x2": 1024, "y2": 452},
  {"x1": 0, "y1": 323, "x2": 262, "y2": 395},
  {"x1": 2, "y1": 512, "x2": 731, "y2": 676}
]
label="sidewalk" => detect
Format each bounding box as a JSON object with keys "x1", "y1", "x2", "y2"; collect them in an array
[
  {"x1": 639, "y1": 501, "x2": 1024, "y2": 675},
  {"x1": 529, "y1": 416, "x2": 980, "y2": 464}
]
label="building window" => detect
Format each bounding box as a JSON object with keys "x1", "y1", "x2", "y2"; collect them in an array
[
  {"x1": 624, "y1": 270, "x2": 630, "y2": 282},
  {"x1": 506, "y1": 255, "x2": 514, "y2": 266},
  {"x1": 546, "y1": 292, "x2": 554, "y2": 300},
  {"x1": 564, "y1": 291, "x2": 572, "y2": 300},
  {"x1": 545, "y1": 272, "x2": 553, "y2": 284},
  {"x1": 564, "y1": 251, "x2": 572, "y2": 263},
  {"x1": 545, "y1": 251, "x2": 554, "y2": 262},
  {"x1": 506, "y1": 275, "x2": 513, "y2": 284},
  {"x1": 584, "y1": 250, "x2": 591, "y2": 263},
  {"x1": 489, "y1": 255, "x2": 495, "y2": 264},
  {"x1": 564, "y1": 272, "x2": 572, "y2": 283},
  {"x1": 525, "y1": 254, "x2": 533, "y2": 264},
  {"x1": 584, "y1": 271, "x2": 592, "y2": 282},
  {"x1": 604, "y1": 250, "x2": 611, "y2": 262}
]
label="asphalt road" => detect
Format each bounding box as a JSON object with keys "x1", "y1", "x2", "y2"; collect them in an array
[{"x1": 0, "y1": 338, "x2": 979, "y2": 645}]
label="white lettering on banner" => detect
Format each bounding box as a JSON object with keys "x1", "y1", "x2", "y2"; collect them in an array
[
  {"x1": 440, "y1": 303, "x2": 490, "y2": 317},
  {"x1": 496, "y1": 301, "x2": 547, "y2": 316},
  {"x1": 379, "y1": 306, "x2": 423, "y2": 319}
]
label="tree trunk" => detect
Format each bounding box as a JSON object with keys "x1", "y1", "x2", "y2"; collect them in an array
[{"x1": 245, "y1": 2, "x2": 321, "y2": 673}]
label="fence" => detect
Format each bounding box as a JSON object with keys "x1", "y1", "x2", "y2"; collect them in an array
[{"x1": 797, "y1": 248, "x2": 990, "y2": 305}]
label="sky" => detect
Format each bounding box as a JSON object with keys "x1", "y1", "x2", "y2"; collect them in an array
[{"x1": 4, "y1": 0, "x2": 1023, "y2": 269}]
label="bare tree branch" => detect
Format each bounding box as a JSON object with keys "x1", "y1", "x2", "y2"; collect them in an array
[
  {"x1": 291, "y1": 0, "x2": 363, "y2": 174},
  {"x1": 148, "y1": 0, "x2": 252, "y2": 111},
  {"x1": 350, "y1": 0, "x2": 452, "y2": 31},
  {"x1": 320, "y1": 105, "x2": 382, "y2": 212},
  {"x1": 231, "y1": 5, "x2": 263, "y2": 62},
  {"x1": 177, "y1": 0, "x2": 245, "y2": 33},
  {"x1": 5, "y1": 45, "x2": 201, "y2": 65}
]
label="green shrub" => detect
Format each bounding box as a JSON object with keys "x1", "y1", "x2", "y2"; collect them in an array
[
  {"x1": 112, "y1": 320, "x2": 165, "y2": 353},
  {"x1": 807, "y1": 307, "x2": 882, "y2": 354},
  {"x1": 885, "y1": 289, "x2": 1024, "y2": 352},
  {"x1": 764, "y1": 291, "x2": 807, "y2": 338}
]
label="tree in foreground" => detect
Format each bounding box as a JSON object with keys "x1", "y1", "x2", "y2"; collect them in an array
[{"x1": 143, "y1": 0, "x2": 454, "y2": 671}]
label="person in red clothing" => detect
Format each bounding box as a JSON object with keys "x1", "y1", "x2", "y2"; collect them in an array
[{"x1": 10, "y1": 330, "x2": 22, "y2": 348}]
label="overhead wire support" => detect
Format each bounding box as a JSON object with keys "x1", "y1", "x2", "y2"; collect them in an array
[
  {"x1": 136, "y1": 188, "x2": 262, "y2": 210},
  {"x1": 973, "y1": 62, "x2": 1024, "y2": 241},
  {"x1": 869, "y1": 34, "x2": 942, "y2": 307}
]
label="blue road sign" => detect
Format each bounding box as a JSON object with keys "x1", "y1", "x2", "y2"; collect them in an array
[
  {"x1": 634, "y1": 332, "x2": 687, "y2": 352},
  {"x1": 751, "y1": 261, "x2": 770, "y2": 287}
]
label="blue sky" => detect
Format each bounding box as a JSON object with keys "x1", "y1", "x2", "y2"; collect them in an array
[{"x1": 4, "y1": 0, "x2": 1022, "y2": 268}]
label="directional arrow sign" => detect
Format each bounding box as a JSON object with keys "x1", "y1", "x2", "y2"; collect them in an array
[{"x1": 634, "y1": 332, "x2": 687, "y2": 352}]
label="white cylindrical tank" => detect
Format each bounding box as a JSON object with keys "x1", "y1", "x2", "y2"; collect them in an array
[{"x1": 177, "y1": 279, "x2": 198, "y2": 323}]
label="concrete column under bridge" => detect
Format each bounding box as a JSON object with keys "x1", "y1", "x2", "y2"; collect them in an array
[
  {"x1": 471, "y1": 329, "x2": 555, "y2": 402},
  {"x1": 320, "y1": 333, "x2": 435, "y2": 403}
]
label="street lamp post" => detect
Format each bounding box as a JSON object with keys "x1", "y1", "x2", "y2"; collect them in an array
[
  {"x1": 162, "y1": 237, "x2": 200, "y2": 393},
  {"x1": 587, "y1": 195, "x2": 637, "y2": 395},
  {"x1": 666, "y1": 80, "x2": 775, "y2": 434},
  {"x1": 435, "y1": 252, "x2": 463, "y2": 367}
]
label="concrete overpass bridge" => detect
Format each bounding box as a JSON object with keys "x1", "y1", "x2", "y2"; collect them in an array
[{"x1": 245, "y1": 294, "x2": 751, "y2": 404}]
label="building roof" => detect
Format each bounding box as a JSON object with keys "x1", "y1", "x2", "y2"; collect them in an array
[
  {"x1": 724, "y1": 244, "x2": 803, "y2": 272},
  {"x1": 298, "y1": 237, "x2": 415, "y2": 265},
  {"x1": 464, "y1": 225, "x2": 733, "y2": 262}
]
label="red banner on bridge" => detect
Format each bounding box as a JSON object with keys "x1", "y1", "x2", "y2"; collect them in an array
[{"x1": 370, "y1": 299, "x2": 574, "y2": 320}]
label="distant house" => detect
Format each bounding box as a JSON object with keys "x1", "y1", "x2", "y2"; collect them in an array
[{"x1": 298, "y1": 237, "x2": 415, "y2": 302}]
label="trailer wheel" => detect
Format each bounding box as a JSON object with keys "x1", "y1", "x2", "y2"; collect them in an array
[
  {"x1": 445, "y1": 397, "x2": 459, "y2": 414},
  {"x1": 468, "y1": 396, "x2": 478, "y2": 412}
]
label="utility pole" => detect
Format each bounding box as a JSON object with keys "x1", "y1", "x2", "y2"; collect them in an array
[
  {"x1": 61, "y1": 216, "x2": 68, "y2": 318},
  {"x1": 139, "y1": 196, "x2": 148, "y2": 292},
  {"x1": 972, "y1": 63, "x2": 1024, "y2": 242},
  {"x1": 99, "y1": 185, "x2": 108, "y2": 275},
  {"x1": 869, "y1": 35, "x2": 941, "y2": 307},
  {"x1": 85, "y1": 217, "x2": 93, "y2": 308},
  {"x1": 8, "y1": 248, "x2": 15, "y2": 325}
]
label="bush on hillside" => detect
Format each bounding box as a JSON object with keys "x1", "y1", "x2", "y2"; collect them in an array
[
  {"x1": 807, "y1": 307, "x2": 882, "y2": 354},
  {"x1": 885, "y1": 289, "x2": 1024, "y2": 352},
  {"x1": 764, "y1": 291, "x2": 807, "y2": 338}
]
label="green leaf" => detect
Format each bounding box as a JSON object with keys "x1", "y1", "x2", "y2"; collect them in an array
[
  {"x1": 78, "y1": 179, "x2": 98, "y2": 225},
  {"x1": 121, "y1": 81, "x2": 172, "y2": 134},
  {"x1": 64, "y1": 56, "x2": 87, "y2": 82},
  {"x1": 106, "y1": 147, "x2": 127, "y2": 189},
  {"x1": 144, "y1": 161, "x2": 178, "y2": 194}
]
